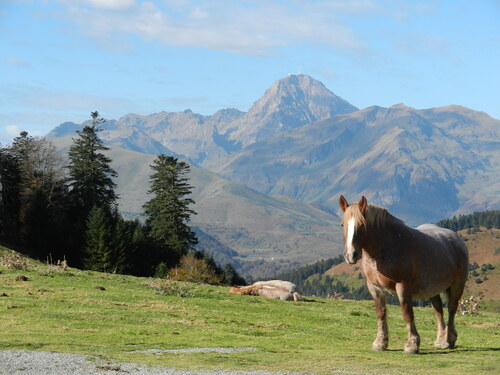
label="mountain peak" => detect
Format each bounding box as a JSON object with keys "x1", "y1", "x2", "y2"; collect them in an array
[{"x1": 222, "y1": 74, "x2": 358, "y2": 147}]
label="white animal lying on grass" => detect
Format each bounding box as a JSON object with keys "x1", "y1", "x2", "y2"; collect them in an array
[{"x1": 230, "y1": 280, "x2": 302, "y2": 301}]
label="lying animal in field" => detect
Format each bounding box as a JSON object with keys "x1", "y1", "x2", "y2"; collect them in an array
[{"x1": 230, "y1": 280, "x2": 302, "y2": 301}]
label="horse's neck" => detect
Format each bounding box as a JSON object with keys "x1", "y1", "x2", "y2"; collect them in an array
[{"x1": 364, "y1": 214, "x2": 409, "y2": 257}]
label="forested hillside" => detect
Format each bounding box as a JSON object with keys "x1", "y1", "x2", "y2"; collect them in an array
[
  {"x1": 436, "y1": 210, "x2": 500, "y2": 231},
  {"x1": 0, "y1": 115, "x2": 243, "y2": 286}
]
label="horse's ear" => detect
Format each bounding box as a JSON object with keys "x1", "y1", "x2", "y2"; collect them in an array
[
  {"x1": 339, "y1": 195, "x2": 349, "y2": 212},
  {"x1": 359, "y1": 196, "x2": 367, "y2": 214}
]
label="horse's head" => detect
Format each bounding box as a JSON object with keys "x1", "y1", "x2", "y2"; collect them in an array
[{"x1": 339, "y1": 195, "x2": 367, "y2": 264}]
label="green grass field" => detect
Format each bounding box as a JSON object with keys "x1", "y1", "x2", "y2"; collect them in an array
[{"x1": 0, "y1": 247, "x2": 498, "y2": 375}]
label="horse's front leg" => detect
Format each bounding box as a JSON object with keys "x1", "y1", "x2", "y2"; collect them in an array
[
  {"x1": 367, "y1": 282, "x2": 388, "y2": 351},
  {"x1": 396, "y1": 283, "x2": 420, "y2": 354}
]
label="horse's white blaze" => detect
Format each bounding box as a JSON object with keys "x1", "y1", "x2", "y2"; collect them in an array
[{"x1": 346, "y1": 217, "x2": 355, "y2": 251}]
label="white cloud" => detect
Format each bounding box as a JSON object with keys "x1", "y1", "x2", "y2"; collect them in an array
[
  {"x1": 0, "y1": 125, "x2": 21, "y2": 145},
  {"x1": 64, "y1": 0, "x2": 137, "y2": 10},
  {"x1": 57, "y1": 0, "x2": 368, "y2": 56},
  {"x1": 5, "y1": 124, "x2": 21, "y2": 137}
]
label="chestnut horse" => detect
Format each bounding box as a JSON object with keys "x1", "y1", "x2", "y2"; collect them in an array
[{"x1": 339, "y1": 195, "x2": 468, "y2": 354}]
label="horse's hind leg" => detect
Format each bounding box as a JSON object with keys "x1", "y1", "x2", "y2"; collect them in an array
[
  {"x1": 430, "y1": 295, "x2": 447, "y2": 348},
  {"x1": 367, "y1": 282, "x2": 388, "y2": 351},
  {"x1": 444, "y1": 281, "x2": 466, "y2": 349}
]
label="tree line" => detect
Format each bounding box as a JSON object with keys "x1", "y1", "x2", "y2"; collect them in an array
[
  {"x1": 436, "y1": 210, "x2": 500, "y2": 232},
  {"x1": 0, "y1": 112, "x2": 243, "y2": 285}
]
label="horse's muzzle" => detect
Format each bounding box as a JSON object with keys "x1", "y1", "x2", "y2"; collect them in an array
[{"x1": 344, "y1": 249, "x2": 360, "y2": 264}]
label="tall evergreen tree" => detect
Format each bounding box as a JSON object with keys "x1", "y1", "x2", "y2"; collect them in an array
[
  {"x1": 66, "y1": 112, "x2": 118, "y2": 266},
  {"x1": 67, "y1": 112, "x2": 118, "y2": 215},
  {"x1": 143, "y1": 155, "x2": 197, "y2": 264},
  {"x1": 84, "y1": 205, "x2": 114, "y2": 272}
]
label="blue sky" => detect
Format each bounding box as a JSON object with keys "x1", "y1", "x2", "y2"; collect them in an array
[{"x1": 1, "y1": 0, "x2": 499, "y2": 145}]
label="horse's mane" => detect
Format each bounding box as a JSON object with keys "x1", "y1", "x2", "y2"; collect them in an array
[
  {"x1": 349, "y1": 202, "x2": 403, "y2": 229},
  {"x1": 365, "y1": 203, "x2": 388, "y2": 228}
]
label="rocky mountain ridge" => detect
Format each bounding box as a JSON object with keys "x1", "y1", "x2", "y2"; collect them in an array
[
  {"x1": 48, "y1": 74, "x2": 357, "y2": 166},
  {"x1": 47, "y1": 74, "x2": 500, "y2": 228}
]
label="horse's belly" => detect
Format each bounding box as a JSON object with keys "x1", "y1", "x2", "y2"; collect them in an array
[{"x1": 411, "y1": 278, "x2": 454, "y2": 299}]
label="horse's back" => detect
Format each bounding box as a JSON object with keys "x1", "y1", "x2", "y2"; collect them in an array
[
  {"x1": 409, "y1": 224, "x2": 468, "y2": 297},
  {"x1": 416, "y1": 224, "x2": 467, "y2": 253}
]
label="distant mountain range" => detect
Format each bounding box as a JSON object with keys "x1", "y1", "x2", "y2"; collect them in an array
[
  {"x1": 215, "y1": 103, "x2": 500, "y2": 224},
  {"x1": 47, "y1": 74, "x2": 500, "y2": 275}
]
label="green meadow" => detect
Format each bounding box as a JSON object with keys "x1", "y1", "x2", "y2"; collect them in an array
[{"x1": 0, "y1": 247, "x2": 498, "y2": 375}]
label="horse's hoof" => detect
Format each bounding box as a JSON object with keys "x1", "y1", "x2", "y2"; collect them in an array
[
  {"x1": 404, "y1": 345, "x2": 419, "y2": 354},
  {"x1": 434, "y1": 341, "x2": 450, "y2": 349},
  {"x1": 372, "y1": 341, "x2": 388, "y2": 351}
]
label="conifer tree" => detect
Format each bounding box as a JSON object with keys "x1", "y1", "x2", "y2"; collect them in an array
[
  {"x1": 143, "y1": 155, "x2": 197, "y2": 263},
  {"x1": 67, "y1": 112, "x2": 118, "y2": 216},
  {"x1": 84, "y1": 205, "x2": 114, "y2": 272}
]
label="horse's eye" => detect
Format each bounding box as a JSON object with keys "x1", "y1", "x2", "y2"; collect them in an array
[{"x1": 340, "y1": 223, "x2": 344, "y2": 227}]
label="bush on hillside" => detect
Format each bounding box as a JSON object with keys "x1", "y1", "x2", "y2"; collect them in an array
[{"x1": 168, "y1": 254, "x2": 223, "y2": 285}]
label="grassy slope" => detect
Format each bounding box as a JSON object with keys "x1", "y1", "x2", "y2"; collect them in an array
[{"x1": 0, "y1": 247, "x2": 498, "y2": 375}]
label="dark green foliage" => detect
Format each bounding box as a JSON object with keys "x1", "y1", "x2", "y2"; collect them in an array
[
  {"x1": 0, "y1": 114, "x2": 210, "y2": 281},
  {"x1": 0, "y1": 132, "x2": 72, "y2": 260},
  {"x1": 0, "y1": 148, "x2": 21, "y2": 243},
  {"x1": 154, "y1": 262, "x2": 169, "y2": 278},
  {"x1": 436, "y1": 210, "x2": 500, "y2": 231},
  {"x1": 66, "y1": 112, "x2": 119, "y2": 265},
  {"x1": 84, "y1": 205, "x2": 114, "y2": 272},
  {"x1": 222, "y1": 263, "x2": 246, "y2": 286},
  {"x1": 143, "y1": 155, "x2": 197, "y2": 262},
  {"x1": 84, "y1": 205, "x2": 135, "y2": 274},
  {"x1": 67, "y1": 112, "x2": 118, "y2": 216}
]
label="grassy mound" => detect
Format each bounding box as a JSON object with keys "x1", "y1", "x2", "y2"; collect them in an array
[{"x1": 0, "y1": 246, "x2": 498, "y2": 374}]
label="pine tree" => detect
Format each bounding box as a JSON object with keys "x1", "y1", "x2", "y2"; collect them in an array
[
  {"x1": 111, "y1": 216, "x2": 134, "y2": 274},
  {"x1": 222, "y1": 263, "x2": 246, "y2": 286},
  {"x1": 67, "y1": 112, "x2": 118, "y2": 216},
  {"x1": 84, "y1": 205, "x2": 114, "y2": 272},
  {"x1": 143, "y1": 155, "x2": 198, "y2": 263}
]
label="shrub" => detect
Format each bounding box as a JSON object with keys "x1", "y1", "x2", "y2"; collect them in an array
[
  {"x1": 168, "y1": 254, "x2": 222, "y2": 285},
  {"x1": 154, "y1": 262, "x2": 169, "y2": 278}
]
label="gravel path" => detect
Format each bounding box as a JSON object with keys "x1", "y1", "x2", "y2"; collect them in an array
[{"x1": 0, "y1": 350, "x2": 305, "y2": 375}]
